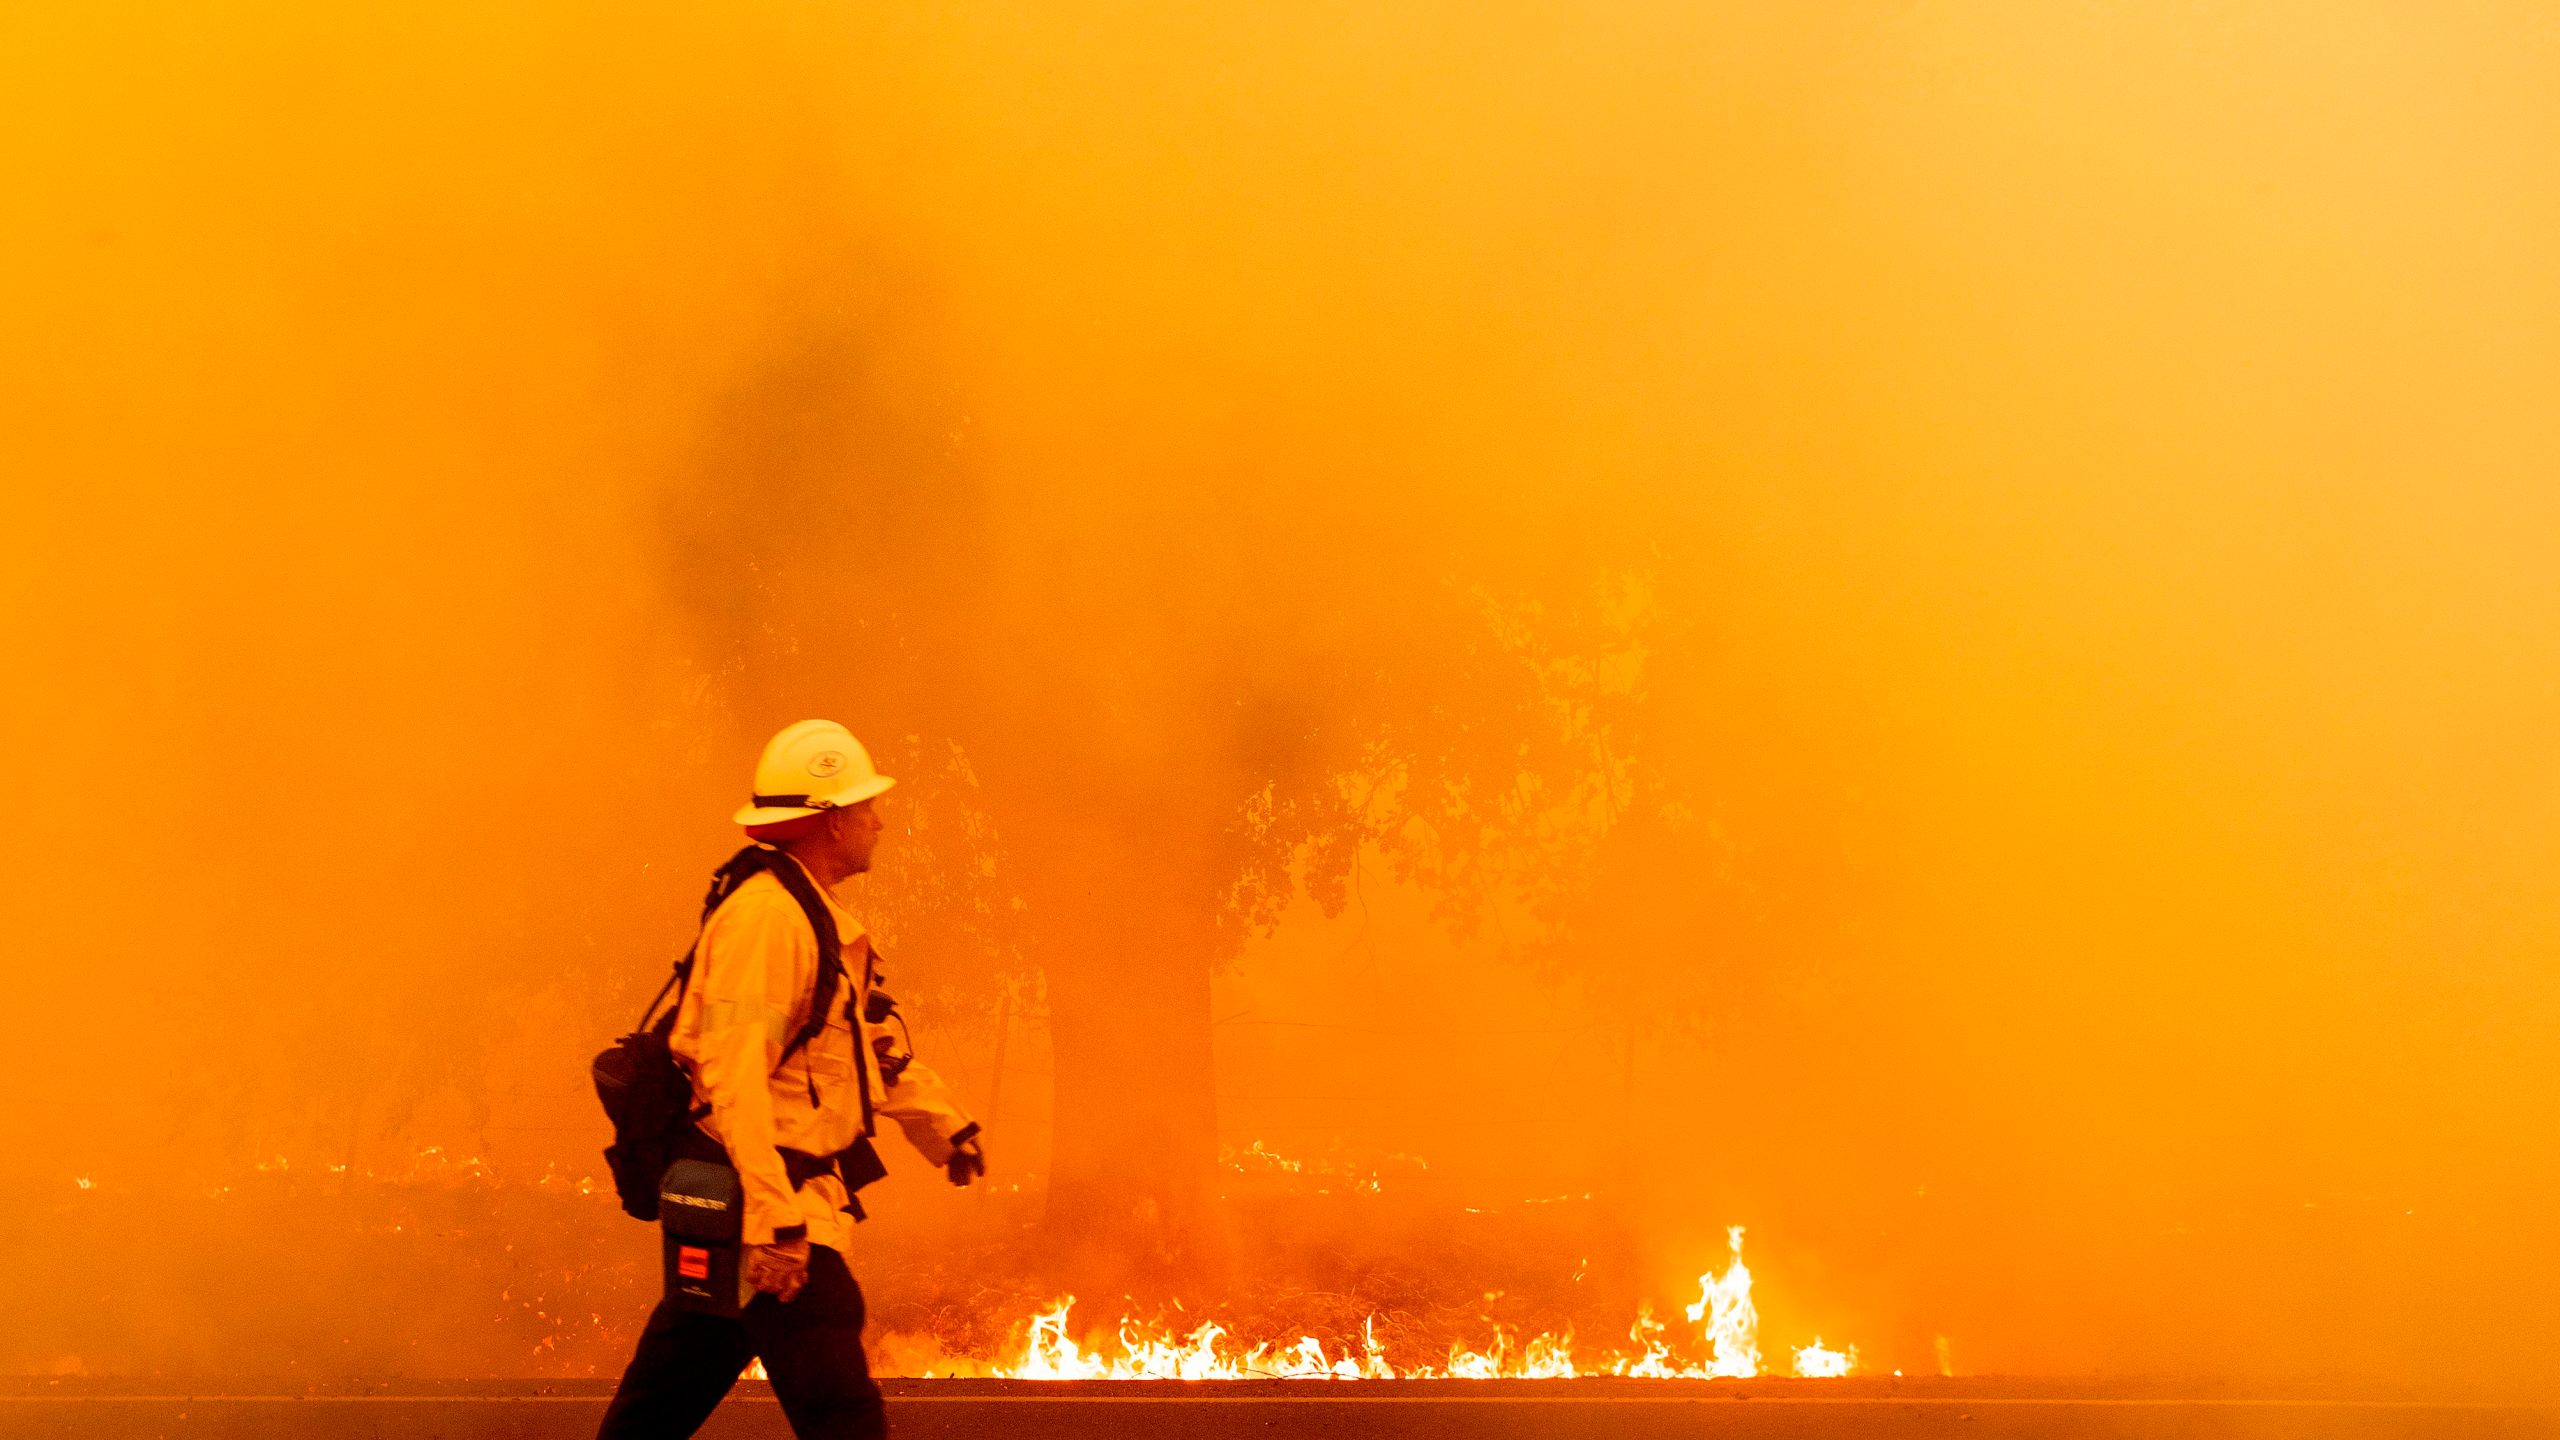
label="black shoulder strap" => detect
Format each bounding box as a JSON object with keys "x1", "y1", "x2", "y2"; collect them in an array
[
  {"x1": 634, "y1": 964, "x2": 685, "y2": 1032},
  {"x1": 655, "y1": 845, "x2": 849, "y2": 1083},
  {"x1": 758, "y1": 850, "x2": 846, "y2": 1067},
  {"x1": 637, "y1": 845, "x2": 780, "y2": 1031},
  {"x1": 700, "y1": 845, "x2": 782, "y2": 923}
]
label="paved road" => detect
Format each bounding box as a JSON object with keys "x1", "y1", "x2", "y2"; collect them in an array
[{"x1": 5, "y1": 1380, "x2": 2551, "y2": 1440}]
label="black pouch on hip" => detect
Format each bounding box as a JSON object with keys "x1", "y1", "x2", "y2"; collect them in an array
[{"x1": 659, "y1": 1159, "x2": 746, "y2": 1316}]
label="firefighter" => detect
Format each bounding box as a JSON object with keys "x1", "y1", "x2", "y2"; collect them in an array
[{"x1": 597, "y1": 719, "x2": 985, "y2": 1440}]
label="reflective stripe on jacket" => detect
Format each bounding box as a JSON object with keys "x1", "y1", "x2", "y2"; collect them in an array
[{"x1": 668, "y1": 861, "x2": 976, "y2": 1250}]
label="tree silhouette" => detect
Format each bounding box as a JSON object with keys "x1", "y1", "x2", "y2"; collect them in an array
[{"x1": 659, "y1": 307, "x2": 1713, "y2": 1277}]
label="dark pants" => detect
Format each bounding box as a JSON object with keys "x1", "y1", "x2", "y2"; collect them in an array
[{"x1": 596, "y1": 1246, "x2": 885, "y2": 1440}]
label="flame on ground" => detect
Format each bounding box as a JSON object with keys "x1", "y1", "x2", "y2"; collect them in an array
[
  {"x1": 1683, "y1": 1225, "x2": 1761, "y2": 1377},
  {"x1": 1791, "y1": 1338, "x2": 1856, "y2": 1378},
  {"x1": 984, "y1": 1226, "x2": 1851, "y2": 1380}
]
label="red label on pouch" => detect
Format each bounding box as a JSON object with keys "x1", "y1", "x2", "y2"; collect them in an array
[{"x1": 678, "y1": 1246, "x2": 709, "y2": 1280}]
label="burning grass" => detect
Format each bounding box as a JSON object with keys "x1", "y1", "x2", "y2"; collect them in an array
[
  {"x1": 890, "y1": 1225, "x2": 1853, "y2": 1380},
  {"x1": 19, "y1": 1146, "x2": 1860, "y2": 1381}
]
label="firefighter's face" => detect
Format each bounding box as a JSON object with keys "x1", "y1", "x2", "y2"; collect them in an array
[{"x1": 826, "y1": 799, "x2": 885, "y2": 874}]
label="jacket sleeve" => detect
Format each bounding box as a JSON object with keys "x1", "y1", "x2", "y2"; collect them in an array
[
  {"x1": 867, "y1": 1019, "x2": 979, "y2": 1166},
  {"x1": 681, "y1": 889, "x2": 809, "y2": 1246}
]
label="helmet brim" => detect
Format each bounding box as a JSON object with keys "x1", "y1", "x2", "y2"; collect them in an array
[{"x1": 731, "y1": 772, "x2": 896, "y2": 827}]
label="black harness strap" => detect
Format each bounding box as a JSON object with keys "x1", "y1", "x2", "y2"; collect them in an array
[
  {"x1": 758, "y1": 849, "x2": 848, "y2": 1074},
  {"x1": 653, "y1": 845, "x2": 852, "y2": 1107}
]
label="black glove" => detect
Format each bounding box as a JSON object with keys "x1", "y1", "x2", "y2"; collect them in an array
[
  {"x1": 871, "y1": 1033, "x2": 911, "y2": 1086},
  {"x1": 945, "y1": 1136, "x2": 986, "y2": 1187}
]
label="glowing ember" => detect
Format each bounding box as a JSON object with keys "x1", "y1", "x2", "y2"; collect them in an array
[
  {"x1": 979, "y1": 1226, "x2": 1850, "y2": 1380},
  {"x1": 1218, "y1": 1140, "x2": 1416, "y2": 1195}
]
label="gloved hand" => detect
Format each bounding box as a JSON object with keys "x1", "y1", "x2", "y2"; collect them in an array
[
  {"x1": 745, "y1": 1238, "x2": 810, "y2": 1303},
  {"x1": 871, "y1": 1032, "x2": 911, "y2": 1086},
  {"x1": 945, "y1": 1136, "x2": 986, "y2": 1187}
]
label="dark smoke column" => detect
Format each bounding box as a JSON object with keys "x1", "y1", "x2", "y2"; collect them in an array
[
  {"x1": 655, "y1": 335, "x2": 1248, "y2": 1278},
  {"x1": 946, "y1": 624, "x2": 1369, "y2": 1278},
  {"x1": 1013, "y1": 804, "x2": 1223, "y2": 1275},
  {"x1": 955, "y1": 636, "x2": 1332, "y2": 1277},
  {"x1": 655, "y1": 327, "x2": 1523, "y2": 1280}
]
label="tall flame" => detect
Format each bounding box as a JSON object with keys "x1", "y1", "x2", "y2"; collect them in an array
[{"x1": 1683, "y1": 1225, "x2": 1761, "y2": 1378}]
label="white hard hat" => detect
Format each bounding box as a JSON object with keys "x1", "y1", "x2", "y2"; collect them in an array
[{"x1": 733, "y1": 719, "x2": 897, "y2": 827}]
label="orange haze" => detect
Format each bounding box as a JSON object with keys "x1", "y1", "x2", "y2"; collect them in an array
[{"x1": 5, "y1": 0, "x2": 2558, "y2": 1392}]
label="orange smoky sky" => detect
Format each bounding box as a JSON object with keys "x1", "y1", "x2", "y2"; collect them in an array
[{"x1": 4, "y1": 0, "x2": 2557, "y2": 1391}]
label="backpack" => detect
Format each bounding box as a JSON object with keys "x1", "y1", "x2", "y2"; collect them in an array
[{"x1": 592, "y1": 845, "x2": 848, "y2": 1221}]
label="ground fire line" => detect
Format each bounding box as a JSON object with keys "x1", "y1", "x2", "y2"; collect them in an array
[{"x1": 920, "y1": 1228, "x2": 1858, "y2": 1381}]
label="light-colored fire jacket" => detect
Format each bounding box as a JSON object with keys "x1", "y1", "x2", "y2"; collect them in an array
[{"x1": 668, "y1": 859, "x2": 976, "y2": 1251}]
